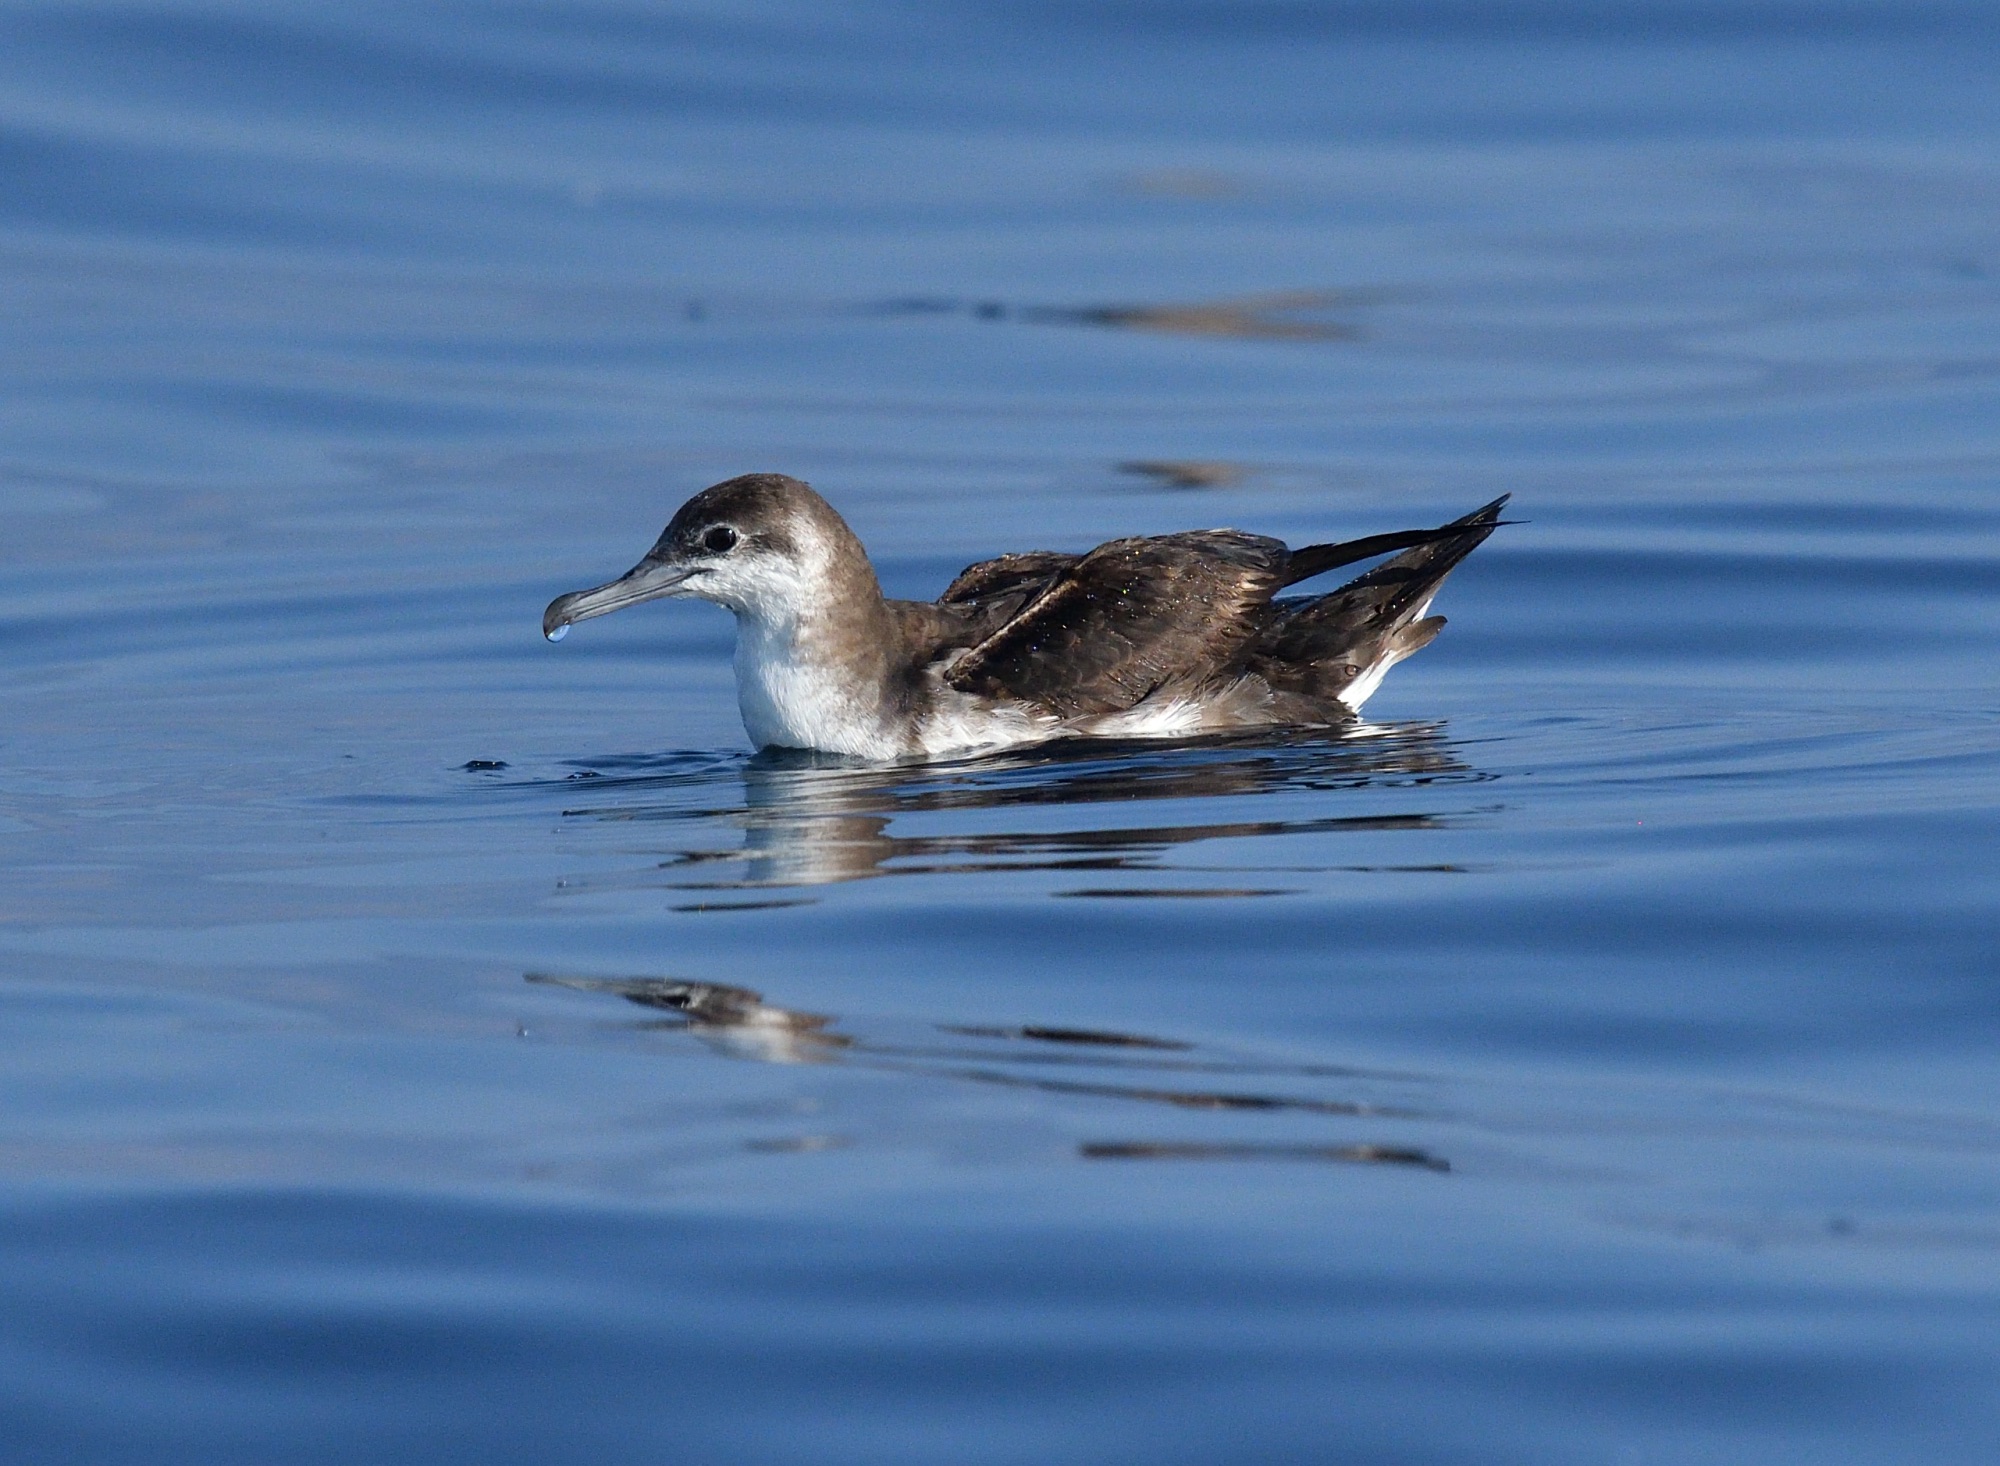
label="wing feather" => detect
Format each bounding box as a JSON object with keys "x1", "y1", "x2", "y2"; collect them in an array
[
  {"x1": 940, "y1": 551, "x2": 1079, "y2": 607},
  {"x1": 1250, "y1": 496, "x2": 1509, "y2": 699},
  {"x1": 942, "y1": 531, "x2": 1288, "y2": 718}
]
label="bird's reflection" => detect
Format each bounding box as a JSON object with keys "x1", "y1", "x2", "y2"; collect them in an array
[
  {"x1": 528, "y1": 974, "x2": 845, "y2": 1065},
  {"x1": 555, "y1": 721, "x2": 1491, "y2": 890},
  {"x1": 525, "y1": 972, "x2": 1451, "y2": 1170},
  {"x1": 866, "y1": 287, "x2": 1360, "y2": 341}
]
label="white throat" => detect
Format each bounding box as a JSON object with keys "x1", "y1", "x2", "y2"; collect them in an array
[
  {"x1": 686, "y1": 521, "x2": 898, "y2": 759},
  {"x1": 730, "y1": 607, "x2": 897, "y2": 759}
]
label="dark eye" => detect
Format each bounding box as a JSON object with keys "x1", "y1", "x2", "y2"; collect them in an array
[{"x1": 701, "y1": 525, "x2": 738, "y2": 554}]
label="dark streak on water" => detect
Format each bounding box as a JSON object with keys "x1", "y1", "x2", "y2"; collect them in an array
[{"x1": 3, "y1": 2, "x2": 2000, "y2": 1462}]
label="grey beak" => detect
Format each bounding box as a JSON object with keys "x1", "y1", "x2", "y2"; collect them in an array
[{"x1": 544, "y1": 555, "x2": 699, "y2": 641}]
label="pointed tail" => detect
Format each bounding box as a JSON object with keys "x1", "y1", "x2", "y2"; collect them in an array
[{"x1": 1251, "y1": 495, "x2": 1509, "y2": 710}]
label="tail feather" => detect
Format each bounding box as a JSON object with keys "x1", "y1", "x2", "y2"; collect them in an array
[
  {"x1": 1281, "y1": 524, "x2": 1486, "y2": 588},
  {"x1": 1249, "y1": 495, "x2": 1507, "y2": 709}
]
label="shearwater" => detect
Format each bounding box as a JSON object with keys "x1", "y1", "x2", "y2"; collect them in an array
[{"x1": 543, "y1": 474, "x2": 1508, "y2": 760}]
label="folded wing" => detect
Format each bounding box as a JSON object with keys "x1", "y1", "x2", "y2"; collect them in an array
[{"x1": 941, "y1": 531, "x2": 1289, "y2": 718}]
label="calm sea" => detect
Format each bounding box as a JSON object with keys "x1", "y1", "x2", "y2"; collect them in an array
[{"x1": 3, "y1": 2, "x2": 1999, "y2": 1460}]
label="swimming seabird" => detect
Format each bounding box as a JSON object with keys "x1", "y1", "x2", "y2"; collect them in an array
[{"x1": 544, "y1": 474, "x2": 1507, "y2": 760}]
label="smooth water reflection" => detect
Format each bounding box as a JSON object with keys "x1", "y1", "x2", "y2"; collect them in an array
[{"x1": 550, "y1": 723, "x2": 1490, "y2": 892}]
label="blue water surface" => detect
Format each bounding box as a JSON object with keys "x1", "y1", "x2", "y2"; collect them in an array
[{"x1": 3, "y1": 2, "x2": 1999, "y2": 1461}]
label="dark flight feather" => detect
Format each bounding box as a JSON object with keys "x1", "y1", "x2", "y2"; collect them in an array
[
  {"x1": 1249, "y1": 495, "x2": 1509, "y2": 702},
  {"x1": 942, "y1": 530, "x2": 1289, "y2": 718},
  {"x1": 1280, "y1": 524, "x2": 1495, "y2": 587}
]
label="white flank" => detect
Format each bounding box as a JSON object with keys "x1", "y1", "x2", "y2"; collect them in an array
[
  {"x1": 914, "y1": 694, "x2": 1060, "y2": 758},
  {"x1": 1336, "y1": 658, "x2": 1396, "y2": 711},
  {"x1": 1080, "y1": 695, "x2": 1210, "y2": 739},
  {"x1": 1339, "y1": 591, "x2": 1439, "y2": 712}
]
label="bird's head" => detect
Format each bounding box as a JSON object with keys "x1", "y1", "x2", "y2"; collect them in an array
[{"x1": 543, "y1": 473, "x2": 875, "y2": 640}]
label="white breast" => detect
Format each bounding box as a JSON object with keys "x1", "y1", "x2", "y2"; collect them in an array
[{"x1": 733, "y1": 612, "x2": 902, "y2": 758}]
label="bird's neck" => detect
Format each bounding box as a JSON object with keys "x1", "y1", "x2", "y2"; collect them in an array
[{"x1": 728, "y1": 572, "x2": 908, "y2": 758}]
